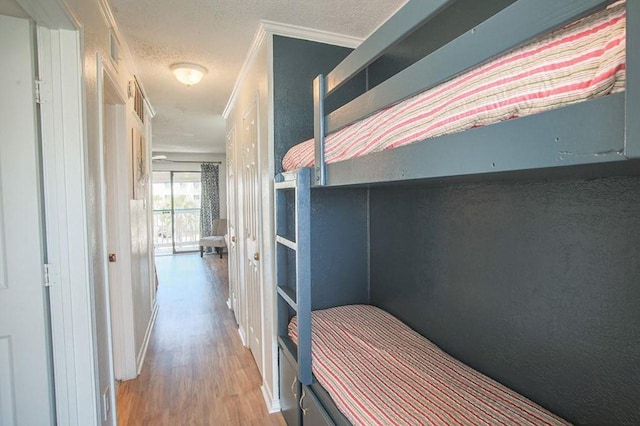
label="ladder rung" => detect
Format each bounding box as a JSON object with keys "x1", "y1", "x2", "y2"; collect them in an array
[
  {"x1": 276, "y1": 235, "x2": 297, "y2": 250},
  {"x1": 277, "y1": 286, "x2": 298, "y2": 310},
  {"x1": 275, "y1": 180, "x2": 296, "y2": 190}
]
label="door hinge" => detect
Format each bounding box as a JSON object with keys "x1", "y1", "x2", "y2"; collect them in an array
[
  {"x1": 44, "y1": 263, "x2": 52, "y2": 287},
  {"x1": 44, "y1": 263, "x2": 58, "y2": 287},
  {"x1": 35, "y1": 79, "x2": 50, "y2": 104}
]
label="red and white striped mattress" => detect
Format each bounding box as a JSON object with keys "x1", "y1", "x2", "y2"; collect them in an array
[
  {"x1": 288, "y1": 305, "x2": 570, "y2": 426},
  {"x1": 282, "y1": 1, "x2": 626, "y2": 172}
]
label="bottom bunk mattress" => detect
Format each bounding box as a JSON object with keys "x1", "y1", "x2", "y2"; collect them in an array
[
  {"x1": 288, "y1": 305, "x2": 569, "y2": 426},
  {"x1": 282, "y1": 1, "x2": 626, "y2": 172}
]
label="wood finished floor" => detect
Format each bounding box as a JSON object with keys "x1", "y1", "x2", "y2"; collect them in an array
[{"x1": 116, "y1": 253, "x2": 285, "y2": 426}]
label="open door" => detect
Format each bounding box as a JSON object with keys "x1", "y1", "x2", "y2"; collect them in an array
[{"x1": 0, "y1": 14, "x2": 55, "y2": 425}]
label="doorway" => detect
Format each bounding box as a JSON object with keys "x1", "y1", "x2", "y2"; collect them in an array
[{"x1": 152, "y1": 171, "x2": 202, "y2": 255}]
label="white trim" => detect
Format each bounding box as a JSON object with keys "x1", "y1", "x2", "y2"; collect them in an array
[
  {"x1": 222, "y1": 21, "x2": 363, "y2": 119},
  {"x1": 226, "y1": 298, "x2": 232, "y2": 310},
  {"x1": 238, "y1": 325, "x2": 247, "y2": 347},
  {"x1": 144, "y1": 96, "x2": 156, "y2": 119},
  {"x1": 146, "y1": 117, "x2": 156, "y2": 313},
  {"x1": 37, "y1": 26, "x2": 99, "y2": 425},
  {"x1": 260, "y1": 384, "x2": 281, "y2": 414},
  {"x1": 222, "y1": 25, "x2": 267, "y2": 119},
  {"x1": 101, "y1": 56, "x2": 126, "y2": 101},
  {"x1": 261, "y1": 19, "x2": 362, "y2": 48},
  {"x1": 265, "y1": 32, "x2": 280, "y2": 417},
  {"x1": 136, "y1": 302, "x2": 159, "y2": 375},
  {"x1": 100, "y1": 60, "x2": 138, "y2": 382}
]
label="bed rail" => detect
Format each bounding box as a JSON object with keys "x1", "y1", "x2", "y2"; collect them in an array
[
  {"x1": 311, "y1": 0, "x2": 635, "y2": 187},
  {"x1": 325, "y1": 0, "x2": 454, "y2": 96}
]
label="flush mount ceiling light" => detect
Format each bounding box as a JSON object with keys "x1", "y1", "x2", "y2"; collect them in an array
[{"x1": 170, "y1": 63, "x2": 207, "y2": 87}]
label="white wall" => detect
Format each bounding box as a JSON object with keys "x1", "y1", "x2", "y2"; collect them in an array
[
  {"x1": 50, "y1": 0, "x2": 156, "y2": 422},
  {"x1": 151, "y1": 152, "x2": 228, "y2": 219}
]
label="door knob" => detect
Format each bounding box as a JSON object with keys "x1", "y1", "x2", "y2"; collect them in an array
[{"x1": 253, "y1": 252, "x2": 260, "y2": 261}]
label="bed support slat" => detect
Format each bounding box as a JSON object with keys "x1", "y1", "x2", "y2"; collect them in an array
[
  {"x1": 325, "y1": 0, "x2": 454, "y2": 96},
  {"x1": 326, "y1": 0, "x2": 614, "y2": 135},
  {"x1": 626, "y1": 0, "x2": 640, "y2": 158},
  {"x1": 314, "y1": 75, "x2": 327, "y2": 186}
]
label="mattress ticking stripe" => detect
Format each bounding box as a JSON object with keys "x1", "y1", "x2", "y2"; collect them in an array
[{"x1": 288, "y1": 305, "x2": 570, "y2": 426}]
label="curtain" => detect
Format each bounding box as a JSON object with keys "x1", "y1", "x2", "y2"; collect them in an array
[{"x1": 200, "y1": 163, "x2": 220, "y2": 239}]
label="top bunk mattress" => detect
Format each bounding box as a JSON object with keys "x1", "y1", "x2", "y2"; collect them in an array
[
  {"x1": 289, "y1": 305, "x2": 569, "y2": 426},
  {"x1": 282, "y1": 1, "x2": 626, "y2": 172}
]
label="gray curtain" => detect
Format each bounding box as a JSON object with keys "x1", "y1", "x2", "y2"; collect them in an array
[{"x1": 200, "y1": 163, "x2": 220, "y2": 239}]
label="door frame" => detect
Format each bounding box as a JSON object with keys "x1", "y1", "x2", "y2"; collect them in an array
[
  {"x1": 99, "y1": 55, "x2": 136, "y2": 383},
  {"x1": 34, "y1": 17, "x2": 102, "y2": 426}
]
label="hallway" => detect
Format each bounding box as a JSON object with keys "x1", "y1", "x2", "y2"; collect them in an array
[{"x1": 116, "y1": 254, "x2": 285, "y2": 425}]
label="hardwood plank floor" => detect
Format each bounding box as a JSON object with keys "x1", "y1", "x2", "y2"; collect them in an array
[{"x1": 117, "y1": 253, "x2": 285, "y2": 426}]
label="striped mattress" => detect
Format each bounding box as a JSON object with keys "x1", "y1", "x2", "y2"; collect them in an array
[
  {"x1": 282, "y1": 1, "x2": 626, "y2": 172},
  {"x1": 288, "y1": 305, "x2": 570, "y2": 426}
]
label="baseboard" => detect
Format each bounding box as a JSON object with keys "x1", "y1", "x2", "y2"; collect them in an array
[
  {"x1": 261, "y1": 384, "x2": 281, "y2": 413},
  {"x1": 226, "y1": 298, "x2": 232, "y2": 310},
  {"x1": 238, "y1": 325, "x2": 247, "y2": 347},
  {"x1": 136, "y1": 301, "x2": 159, "y2": 375}
]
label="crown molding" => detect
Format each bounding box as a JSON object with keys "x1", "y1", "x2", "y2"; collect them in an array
[
  {"x1": 222, "y1": 23, "x2": 267, "y2": 119},
  {"x1": 260, "y1": 20, "x2": 363, "y2": 49},
  {"x1": 222, "y1": 20, "x2": 364, "y2": 119}
]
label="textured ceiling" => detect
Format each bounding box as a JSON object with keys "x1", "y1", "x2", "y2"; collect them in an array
[{"x1": 109, "y1": 0, "x2": 406, "y2": 154}]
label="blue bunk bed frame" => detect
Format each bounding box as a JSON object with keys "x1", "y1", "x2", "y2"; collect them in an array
[
  {"x1": 276, "y1": 1, "x2": 639, "y2": 425},
  {"x1": 312, "y1": 0, "x2": 639, "y2": 187}
]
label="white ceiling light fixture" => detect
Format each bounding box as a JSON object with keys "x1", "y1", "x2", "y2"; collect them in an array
[{"x1": 170, "y1": 63, "x2": 207, "y2": 87}]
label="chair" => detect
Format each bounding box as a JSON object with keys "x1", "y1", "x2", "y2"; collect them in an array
[{"x1": 199, "y1": 218, "x2": 227, "y2": 258}]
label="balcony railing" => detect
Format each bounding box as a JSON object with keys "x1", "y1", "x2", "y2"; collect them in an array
[{"x1": 153, "y1": 208, "x2": 200, "y2": 253}]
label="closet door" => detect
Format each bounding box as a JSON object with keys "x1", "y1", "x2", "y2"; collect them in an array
[
  {"x1": 241, "y1": 97, "x2": 263, "y2": 374},
  {"x1": 226, "y1": 127, "x2": 240, "y2": 317}
]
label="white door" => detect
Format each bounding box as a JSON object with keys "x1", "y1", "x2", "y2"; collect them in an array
[
  {"x1": 241, "y1": 99, "x2": 263, "y2": 374},
  {"x1": 226, "y1": 127, "x2": 240, "y2": 314},
  {"x1": 0, "y1": 15, "x2": 55, "y2": 425}
]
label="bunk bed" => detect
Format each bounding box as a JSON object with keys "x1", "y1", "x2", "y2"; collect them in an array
[{"x1": 275, "y1": 1, "x2": 639, "y2": 425}]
